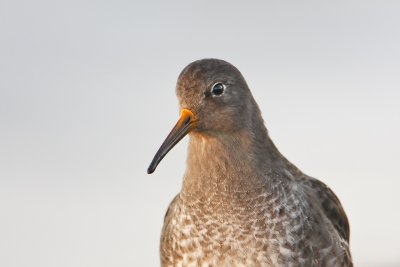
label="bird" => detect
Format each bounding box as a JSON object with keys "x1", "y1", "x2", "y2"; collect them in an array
[{"x1": 147, "y1": 59, "x2": 352, "y2": 267}]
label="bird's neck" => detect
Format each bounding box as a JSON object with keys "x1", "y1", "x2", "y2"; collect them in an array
[{"x1": 181, "y1": 127, "x2": 287, "y2": 202}]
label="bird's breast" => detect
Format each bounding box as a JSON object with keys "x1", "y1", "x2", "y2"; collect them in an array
[
  {"x1": 160, "y1": 192, "x2": 297, "y2": 267},
  {"x1": 160, "y1": 186, "x2": 350, "y2": 267}
]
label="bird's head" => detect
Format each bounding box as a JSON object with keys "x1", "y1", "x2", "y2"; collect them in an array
[{"x1": 147, "y1": 59, "x2": 260, "y2": 174}]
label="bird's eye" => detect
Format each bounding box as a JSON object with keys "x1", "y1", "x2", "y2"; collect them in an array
[{"x1": 211, "y1": 82, "x2": 225, "y2": 96}]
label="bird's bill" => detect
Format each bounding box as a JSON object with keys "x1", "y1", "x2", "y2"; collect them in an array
[{"x1": 147, "y1": 109, "x2": 196, "y2": 174}]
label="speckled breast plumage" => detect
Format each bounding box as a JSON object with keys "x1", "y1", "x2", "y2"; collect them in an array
[{"x1": 160, "y1": 172, "x2": 352, "y2": 267}]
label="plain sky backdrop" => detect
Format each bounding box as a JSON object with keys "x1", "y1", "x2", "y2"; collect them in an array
[{"x1": 1, "y1": 1, "x2": 399, "y2": 266}]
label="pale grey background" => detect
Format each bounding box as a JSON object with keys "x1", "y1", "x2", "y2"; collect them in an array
[{"x1": 1, "y1": 1, "x2": 399, "y2": 266}]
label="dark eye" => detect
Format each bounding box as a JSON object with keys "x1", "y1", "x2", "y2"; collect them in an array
[{"x1": 211, "y1": 82, "x2": 225, "y2": 96}]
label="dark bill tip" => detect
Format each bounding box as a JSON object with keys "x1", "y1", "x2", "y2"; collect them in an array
[{"x1": 147, "y1": 162, "x2": 157, "y2": 174}]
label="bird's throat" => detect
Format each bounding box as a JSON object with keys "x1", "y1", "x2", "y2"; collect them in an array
[{"x1": 181, "y1": 130, "x2": 283, "y2": 202}]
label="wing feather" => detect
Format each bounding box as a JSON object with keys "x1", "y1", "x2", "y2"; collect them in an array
[{"x1": 300, "y1": 176, "x2": 350, "y2": 242}]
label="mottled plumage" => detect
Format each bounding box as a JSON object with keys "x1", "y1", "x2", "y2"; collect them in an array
[{"x1": 148, "y1": 59, "x2": 352, "y2": 267}]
